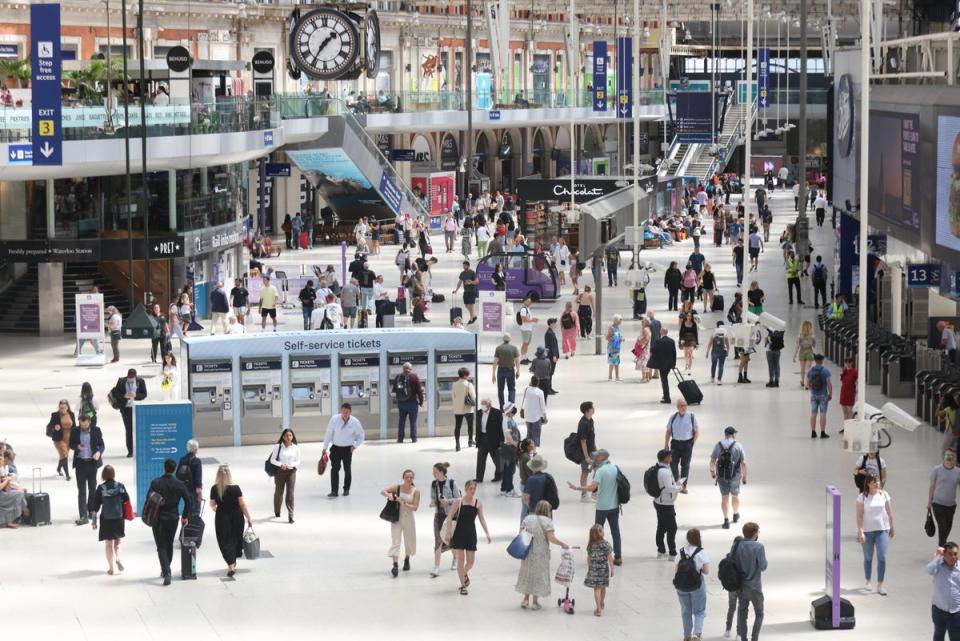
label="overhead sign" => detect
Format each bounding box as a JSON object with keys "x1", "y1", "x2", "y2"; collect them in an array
[
  {"x1": 8, "y1": 144, "x2": 32, "y2": 165},
  {"x1": 30, "y1": 3, "x2": 62, "y2": 166},
  {"x1": 165, "y1": 45, "x2": 192, "y2": 73},
  {"x1": 0, "y1": 44, "x2": 18, "y2": 57},
  {"x1": 616, "y1": 37, "x2": 632, "y2": 119},
  {"x1": 758, "y1": 47, "x2": 770, "y2": 108},
  {"x1": 251, "y1": 50, "x2": 275, "y2": 75},
  {"x1": 675, "y1": 92, "x2": 713, "y2": 144},
  {"x1": 264, "y1": 130, "x2": 274, "y2": 147},
  {"x1": 378, "y1": 172, "x2": 403, "y2": 214},
  {"x1": 390, "y1": 149, "x2": 416, "y2": 162},
  {"x1": 489, "y1": 109, "x2": 501, "y2": 121},
  {"x1": 907, "y1": 263, "x2": 941, "y2": 288},
  {"x1": 516, "y1": 178, "x2": 646, "y2": 203},
  {"x1": 265, "y1": 162, "x2": 291, "y2": 177},
  {"x1": 593, "y1": 41, "x2": 607, "y2": 112}
]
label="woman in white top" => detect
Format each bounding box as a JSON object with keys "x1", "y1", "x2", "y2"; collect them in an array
[
  {"x1": 450, "y1": 367, "x2": 476, "y2": 451},
  {"x1": 381, "y1": 469, "x2": 420, "y2": 577},
  {"x1": 674, "y1": 528, "x2": 710, "y2": 641},
  {"x1": 159, "y1": 353, "x2": 180, "y2": 400},
  {"x1": 475, "y1": 224, "x2": 491, "y2": 257},
  {"x1": 856, "y1": 474, "x2": 895, "y2": 595},
  {"x1": 310, "y1": 294, "x2": 343, "y2": 330},
  {"x1": 106, "y1": 306, "x2": 122, "y2": 363},
  {"x1": 269, "y1": 429, "x2": 301, "y2": 523},
  {"x1": 520, "y1": 378, "x2": 548, "y2": 447}
]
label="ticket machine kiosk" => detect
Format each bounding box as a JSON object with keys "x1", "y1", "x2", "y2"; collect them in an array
[
  {"x1": 435, "y1": 349, "x2": 477, "y2": 436},
  {"x1": 290, "y1": 355, "x2": 332, "y2": 439},
  {"x1": 188, "y1": 359, "x2": 234, "y2": 446},
  {"x1": 239, "y1": 357, "x2": 283, "y2": 444},
  {"x1": 338, "y1": 353, "x2": 381, "y2": 438},
  {"x1": 386, "y1": 350, "x2": 429, "y2": 440}
]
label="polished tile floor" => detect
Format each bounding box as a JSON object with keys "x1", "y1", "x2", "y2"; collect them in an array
[{"x1": 0, "y1": 189, "x2": 943, "y2": 639}]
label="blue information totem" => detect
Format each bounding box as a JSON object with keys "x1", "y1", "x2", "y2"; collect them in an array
[
  {"x1": 134, "y1": 401, "x2": 194, "y2": 515},
  {"x1": 593, "y1": 41, "x2": 607, "y2": 112},
  {"x1": 616, "y1": 37, "x2": 632, "y2": 119},
  {"x1": 30, "y1": 3, "x2": 63, "y2": 166}
]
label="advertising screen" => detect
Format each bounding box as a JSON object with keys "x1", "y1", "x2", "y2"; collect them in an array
[
  {"x1": 936, "y1": 115, "x2": 960, "y2": 252},
  {"x1": 868, "y1": 111, "x2": 920, "y2": 232}
]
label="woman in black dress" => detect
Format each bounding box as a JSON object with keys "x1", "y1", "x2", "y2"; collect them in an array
[
  {"x1": 210, "y1": 464, "x2": 253, "y2": 577},
  {"x1": 443, "y1": 480, "x2": 491, "y2": 595},
  {"x1": 90, "y1": 465, "x2": 129, "y2": 575}
]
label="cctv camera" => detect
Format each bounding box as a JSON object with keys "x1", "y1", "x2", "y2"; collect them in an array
[
  {"x1": 757, "y1": 312, "x2": 786, "y2": 331},
  {"x1": 880, "y1": 402, "x2": 921, "y2": 432}
]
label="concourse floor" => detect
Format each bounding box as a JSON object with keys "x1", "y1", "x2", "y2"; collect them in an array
[{"x1": 0, "y1": 189, "x2": 942, "y2": 640}]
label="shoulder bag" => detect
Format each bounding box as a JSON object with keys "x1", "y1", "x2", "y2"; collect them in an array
[
  {"x1": 264, "y1": 445, "x2": 281, "y2": 477},
  {"x1": 379, "y1": 486, "x2": 401, "y2": 523}
]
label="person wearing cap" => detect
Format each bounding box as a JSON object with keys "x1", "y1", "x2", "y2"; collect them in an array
[
  {"x1": 492, "y1": 333, "x2": 521, "y2": 409},
  {"x1": 806, "y1": 353, "x2": 833, "y2": 439},
  {"x1": 653, "y1": 449, "x2": 683, "y2": 559},
  {"x1": 394, "y1": 362, "x2": 425, "y2": 443},
  {"x1": 568, "y1": 449, "x2": 623, "y2": 566},
  {"x1": 710, "y1": 427, "x2": 748, "y2": 530}
]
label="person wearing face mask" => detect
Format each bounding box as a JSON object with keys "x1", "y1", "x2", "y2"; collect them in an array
[
  {"x1": 69, "y1": 414, "x2": 105, "y2": 526},
  {"x1": 108, "y1": 369, "x2": 147, "y2": 458},
  {"x1": 930, "y1": 450, "x2": 960, "y2": 548}
]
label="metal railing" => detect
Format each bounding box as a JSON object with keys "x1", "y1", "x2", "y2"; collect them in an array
[{"x1": 701, "y1": 96, "x2": 757, "y2": 182}]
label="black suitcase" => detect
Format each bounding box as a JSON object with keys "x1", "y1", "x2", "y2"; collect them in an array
[
  {"x1": 674, "y1": 369, "x2": 703, "y2": 405},
  {"x1": 181, "y1": 539, "x2": 198, "y2": 580},
  {"x1": 712, "y1": 294, "x2": 725, "y2": 312},
  {"x1": 26, "y1": 467, "x2": 51, "y2": 526},
  {"x1": 179, "y1": 501, "x2": 205, "y2": 548},
  {"x1": 432, "y1": 293, "x2": 446, "y2": 303},
  {"x1": 450, "y1": 306, "x2": 464, "y2": 324},
  {"x1": 396, "y1": 298, "x2": 407, "y2": 315}
]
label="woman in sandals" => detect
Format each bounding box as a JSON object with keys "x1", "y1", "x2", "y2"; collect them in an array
[
  {"x1": 515, "y1": 500, "x2": 569, "y2": 610},
  {"x1": 443, "y1": 480, "x2": 492, "y2": 595}
]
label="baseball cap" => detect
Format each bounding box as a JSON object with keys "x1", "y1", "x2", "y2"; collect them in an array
[{"x1": 724, "y1": 426, "x2": 738, "y2": 436}]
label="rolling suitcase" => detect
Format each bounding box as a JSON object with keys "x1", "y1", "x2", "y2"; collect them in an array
[
  {"x1": 711, "y1": 294, "x2": 725, "y2": 312},
  {"x1": 450, "y1": 294, "x2": 463, "y2": 325},
  {"x1": 181, "y1": 539, "x2": 198, "y2": 580},
  {"x1": 26, "y1": 467, "x2": 51, "y2": 526},
  {"x1": 299, "y1": 231, "x2": 309, "y2": 249},
  {"x1": 674, "y1": 369, "x2": 703, "y2": 405},
  {"x1": 179, "y1": 500, "x2": 205, "y2": 548}
]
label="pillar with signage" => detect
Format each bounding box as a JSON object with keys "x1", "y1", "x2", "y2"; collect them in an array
[
  {"x1": 252, "y1": 50, "x2": 276, "y2": 98},
  {"x1": 75, "y1": 293, "x2": 106, "y2": 366},
  {"x1": 134, "y1": 401, "x2": 193, "y2": 513}
]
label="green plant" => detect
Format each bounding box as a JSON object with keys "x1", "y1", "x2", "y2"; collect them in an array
[{"x1": 0, "y1": 58, "x2": 29, "y2": 88}]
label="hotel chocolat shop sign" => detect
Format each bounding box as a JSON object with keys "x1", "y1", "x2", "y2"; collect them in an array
[{"x1": 516, "y1": 179, "x2": 629, "y2": 203}]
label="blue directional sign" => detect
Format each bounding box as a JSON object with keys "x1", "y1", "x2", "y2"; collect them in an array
[
  {"x1": 758, "y1": 48, "x2": 770, "y2": 108},
  {"x1": 489, "y1": 109, "x2": 501, "y2": 121},
  {"x1": 265, "y1": 162, "x2": 291, "y2": 177},
  {"x1": 907, "y1": 263, "x2": 941, "y2": 288},
  {"x1": 30, "y1": 3, "x2": 62, "y2": 166},
  {"x1": 378, "y1": 172, "x2": 403, "y2": 214},
  {"x1": 593, "y1": 41, "x2": 607, "y2": 112},
  {"x1": 264, "y1": 130, "x2": 274, "y2": 147},
  {"x1": 7, "y1": 144, "x2": 32, "y2": 165},
  {"x1": 616, "y1": 37, "x2": 632, "y2": 119}
]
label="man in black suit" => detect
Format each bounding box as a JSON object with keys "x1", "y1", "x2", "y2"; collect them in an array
[
  {"x1": 69, "y1": 413, "x2": 105, "y2": 526},
  {"x1": 148, "y1": 459, "x2": 190, "y2": 586},
  {"x1": 476, "y1": 399, "x2": 504, "y2": 483},
  {"x1": 110, "y1": 368, "x2": 147, "y2": 457},
  {"x1": 543, "y1": 318, "x2": 560, "y2": 394},
  {"x1": 650, "y1": 328, "x2": 677, "y2": 404}
]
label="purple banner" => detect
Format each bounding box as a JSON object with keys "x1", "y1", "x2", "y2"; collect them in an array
[
  {"x1": 482, "y1": 301, "x2": 503, "y2": 333},
  {"x1": 78, "y1": 303, "x2": 102, "y2": 333}
]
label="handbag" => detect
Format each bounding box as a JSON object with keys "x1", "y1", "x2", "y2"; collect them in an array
[
  {"x1": 317, "y1": 450, "x2": 329, "y2": 476},
  {"x1": 507, "y1": 530, "x2": 533, "y2": 560},
  {"x1": 264, "y1": 445, "x2": 281, "y2": 478},
  {"x1": 379, "y1": 487, "x2": 400, "y2": 523},
  {"x1": 926, "y1": 508, "x2": 937, "y2": 538},
  {"x1": 243, "y1": 527, "x2": 261, "y2": 560},
  {"x1": 122, "y1": 498, "x2": 134, "y2": 522}
]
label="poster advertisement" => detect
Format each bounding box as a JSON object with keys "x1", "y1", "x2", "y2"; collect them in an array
[
  {"x1": 675, "y1": 93, "x2": 713, "y2": 144},
  {"x1": 479, "y1": 290, "x2": 506, "y2": 335},
  {"x1": 935, "y1": 115, "x2": 960, "y2": 252},
  {"x1": 286, "y1": 148, "x2": 395, "y2": 221},
  {"x1": 134, "y1": 401, "x2": 193, "y2": 513},
  {"x1": 869, "y1": 111, "x2": 920, "y2": 232},
  {"x1": 75, "y1": 293, "x2": 105, "y2": 366}
]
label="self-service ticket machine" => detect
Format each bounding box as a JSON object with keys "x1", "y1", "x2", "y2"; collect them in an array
[
  {"x1": 188, "y1": 359, "x2": 234, "y2": 446},
  {"x1": 290, "y1": 355, "x2": 332, "y2": 439},
  {"x1": 239, "y1": 357, "x2": 283, "y2": 444},
  {"x1": 435, "y1": 349, "x2": 477, "y2": 437},
  {"x1": 386, "y1": 350, "x2": 429, "y2": 440},
  {"x1": 338, "y1": 353, "x2": 381, "y2": 439}
]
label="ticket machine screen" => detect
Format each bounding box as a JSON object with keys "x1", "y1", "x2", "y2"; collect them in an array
[{"x1": 292, "y1": 385, "x2": 313, "y2": 400}]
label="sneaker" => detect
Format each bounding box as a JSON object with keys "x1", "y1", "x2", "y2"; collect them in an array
[
  {"x1": 327, "y1": 492, "x2": 339, "y2": 498},
  {"x1": 506, "y1": 490, "x2": 521, "y2": 498},
  {"x1": 723, "y1": 629, "x2": 732, "y2": 639},
  {"x1": 581, "y1": 493, "x2": 596, "y2": 502},
  {"x1": 811, "y1": 431, "x2": 818, "y2": 439},
  {"x1": 877, "y1": 583, "x2": 887, "y2": 596},
  {"x1": 657, "y1": 553, "x2": 668, "y2": 560},
  {"x1": 430, "y1": 567, "x2": 440, "y2": 578},
  {"x1": 733, "y1": 512, "x2": 740, "y2": 523},
  {"x1": 717, "y1": 380, "x2": 723, "y2": 386},
  {"x1": 499, "y1": 491, "x2": 508, "y2": 497},
  {"x1": 722, "y1": 519, "x2": 730, "y2": 529},
  {"x1": 820, "y1": 431, "x2": 830, "y2": 439},
  {"x1": 865, "y1": 581, "x2": 873, "y2": 592}
]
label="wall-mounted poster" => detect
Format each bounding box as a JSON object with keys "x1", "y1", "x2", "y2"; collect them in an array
[
  {"x1": 869, "y1": 110, "x2": 920, "y2": 232},
  {"x1": 937, "y1": 115, "x2": 960, "y2": 252}
]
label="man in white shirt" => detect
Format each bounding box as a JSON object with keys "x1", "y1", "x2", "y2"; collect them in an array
[
  {"x1": 813, "y1": 190, "x2": 829, "y2": 228},
  {"x1": 792, "y1": 182, "x2": 800, "y2": 211},
  {"x1": 322, "y1": 403, "x2": 365, "y2": 497},
  {"x1": 521, "y1": 377, "x2": 548, "y2": 446},
  {"x1": 519, "y1": 296, "x2": 538, "y2": 363},
  {"x1": 940, "y1": 321, "x2": 958, "y2": 364},
  {"x1": 663, "y1": 400, "x2": 699, "y2": 492},
  {"x1": 777, "y1": 165, "x2": 789, "y2": 189},
  {"x1": 653, "y1": 449, "x2": 684, "y2": 559}
]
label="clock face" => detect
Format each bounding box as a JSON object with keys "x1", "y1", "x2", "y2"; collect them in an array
[
  {"x1": 364, "y1": 9, "x2": 381, "y2": 79},
  {"x1": 290, "y1": 8, "x2": 360, "y2": 81}
]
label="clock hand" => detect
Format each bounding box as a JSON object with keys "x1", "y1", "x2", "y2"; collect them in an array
[{"x1": 317, "y1": 32, "x2": 337, "y2": 54}]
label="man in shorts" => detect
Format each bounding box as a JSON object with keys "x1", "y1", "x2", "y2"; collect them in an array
[
  {"x1": 747, "y1": 228, "x2": 763, "y2": 272},
  {"x1": 518, "y1": 295, "x2": 538, "y2": 364},
  {"x1": 453, "y1": 260, "x2": 479, "y2": 324},
  {"x1": 340, "y1": 277, "x2": 361, "y2": 329},
  {"x1": 806, "y1": 354, "x2": 832, "y2": 438},
  {"x1": 258, "y1": 275, "x2": 280, "y2": 331},
  {"x1": 710, "y1": 426, "x2": 747, "y2": 529},
  {"x1": 230, "y1": 278, "x2": 249, "y2": 326}
]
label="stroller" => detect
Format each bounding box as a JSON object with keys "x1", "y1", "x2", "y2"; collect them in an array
[{"x1": 555, "y1": 547, "x2": 580, "y2": 614}]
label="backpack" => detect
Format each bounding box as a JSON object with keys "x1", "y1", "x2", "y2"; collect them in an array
[
  {"x1": 712, "y1": 333, "x2": 727, "y2": 354},
  {"x1": 141, "y1": 489, "x2": 165, "y2": 527},
  {"x1": 643, "y1": 464, "x2": 663, "y2": 498},
  {"x1": 516, "y1": 309, "x2": 525, "y2": 326},
  {"x1": 616, "y1": 469, "x2": 631, "y2": 505},
  {"x1": 672, "y1": 547, "x2": 703, "y2": 591},
  {"x1": 100, "y1": 483, "x2": 125, "y2": 521},
  {"x1": 854, "y1": 454, "x2": 882, "y2": 490},
  {"x1": 768, "y1": 330, "x2": 785, "y2": 352},
  {"x1": 543, "y1": 473, "x2": 560, "y2": 510},
  {"x1": 563, "y1": 432, "x2": 584, "y2": 464},
  {"x1": 393, "y1": 373, "x2": 412, "y2": 401},
  {"x1": 809, "y1": 366, "x2": 826, "y2": 391},
  {"x1": 718, "y1": 540, "x2": 746, "y2": 591},
  {"x1": 176, "y1": 457, "x2": 194, "y2": 490},
  {"x1": 561, "y1": 313, "x2": 575, "y2": 330},
  {"x1": 812, "y1": 263, "x2": 827, "y2": 286},
  {"x1": 715, "y1": 441, "x2": 737, "y2": 481}
]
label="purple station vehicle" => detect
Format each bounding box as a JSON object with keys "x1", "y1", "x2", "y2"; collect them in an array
[{"x1": 476, "y1": 251, "x2": 559, "y2": 302}]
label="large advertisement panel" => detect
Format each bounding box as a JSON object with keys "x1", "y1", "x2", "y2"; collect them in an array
[
  {"x1": 936, "y1": 115, "x2": 960, "y2": 252},
  {"x1": 286, "y1": 148, "x2": 395, "y2": 221},
  {"x1": 675, "y1": 92, "x2": 713, "y2": 144},
  {"x1": 869, "y1": 110, "x2": 920, "y2": 232}
]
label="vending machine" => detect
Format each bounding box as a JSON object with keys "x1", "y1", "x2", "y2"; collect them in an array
[
  {"x1": 289, "y1": 355, "x2": 332, "y2": 439},
  {"x1": 188, "y1": 359, "x2": 234, "y2": 446},
  {"x1": 337, "y1": 353, "x2": 381, "y2": 439},
  {"x1": 386, "y1": 350, "x2": 429, "y2": 440},
  {"x1": 435, "y1": 349, "x2": 477, "y2": 436},
  {"x1": 239, "y1": 356, "x2": 283, "y2": 444}
]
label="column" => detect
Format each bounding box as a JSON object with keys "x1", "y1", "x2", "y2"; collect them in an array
[
  {"x1": 168, "y1": 169, "x2": 177, "y2": 230},
  {"x1": 39, "y1": 178, "x2": 63, "y2": 336}
]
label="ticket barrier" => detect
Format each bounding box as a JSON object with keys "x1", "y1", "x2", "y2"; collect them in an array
[
  {"x1": 290, "y1": 356, "x2": 332, "y2": 439},
  {"x1": 188, "y1": 359, "x2": 234, "y2": 446},
  {"x1": 240, "y1": 357, "x2": 283, "y2": 444},
  {"x1": 434, "y1": 350, "x2": 477, "y2": 437},
  {"x1": 338, "y1": 353, "x2": 381, "y2": 439},
  {"x1": 386, "y1": 351, "x2": 429, "y2": 440}
]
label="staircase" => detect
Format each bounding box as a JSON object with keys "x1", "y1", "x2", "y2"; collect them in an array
[
  {"x1": 0, "y1": 266, "x2": 39, "y2": 333},
  {"x1": 62, "y1": 263, "x2": 130, "y2": 332},
  {"x1": 686, "y1": 102, "x2": 748, "y2": 182},
  {"x1": 658, "y1": 140, "x2": 693, "y2": 177}
]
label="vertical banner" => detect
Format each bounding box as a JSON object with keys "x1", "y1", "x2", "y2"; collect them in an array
[
  {"x1": 134, "y1": 401, "x2": 194, "y2": 514},
  {"x1": 75, "y1": 293, "x2": 105, "y2": 366},
  {"x1": 30, "y1": 3, "x2": 63, "y2": 166},
  {"x1": 757, "y1": 47, "x2": 770, "y2": 108},
  {"x1": 593, "y1": 41, "x2": 607, "y2": 112},
  {"x1": 479, "y1": 290, "x2": 506, "y2": 335},
  {"x1": 616, "y1": 37, "x2": 632, "y2": 119}
]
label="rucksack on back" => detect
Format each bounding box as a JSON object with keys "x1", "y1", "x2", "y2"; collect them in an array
[
  {"x1": 716, "y1": 442, "x2": 736, "y2": 481},
  {"x1": 643, "y1": 465, "x2": 662, "y2": 498},
  {"x1": 176, "y1": 459, "x2": 194, "y2": 489},
  {"x1": 563, "y1": 433, "x2": 584, "y2": 464},
  {"x1": 141, "y1": 489, "x2": 165, "y2": 527},
  {"x1": 616, "y1": 469, "x2": 631, "y2": 505},
  {"x1": 516, "y1": 309, "x2": 524, "y2": 325},
  {"x1": 393, "y1": 374, "x2": 412, "y2": 401},
  {"x1": 672, "y1": 547, "x2": 703, "y2": 591},
  {"x1": 718, "y1": 541, "x2": 746, "y2": 591},
  {"x1": 768, "y1": 331, "x2": 785, "y2": 351},
  {"x1": 812, "y1": 263, "x2": 827, "y2": 285},
  {"x1": 100, "y1": 483, "x2": 124, "y2": 521},
  {"x1": 809, "y1": 367, "x2": 826, "y2": 391},
  {"x1": 712, "y1": 334, "x2": 727, "y2": 353},
  {"x1": 561, "y1": 313, "x2": 575, "y2": 330}
]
